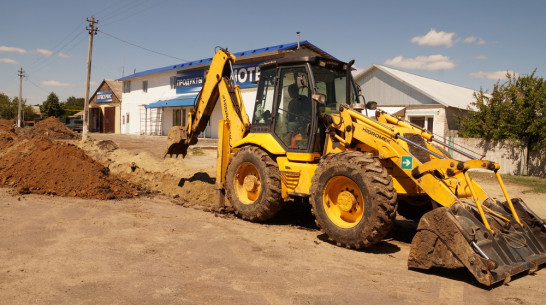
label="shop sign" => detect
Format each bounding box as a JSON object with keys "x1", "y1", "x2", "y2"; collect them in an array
[
  {"x1": 97, "y1": 91, "x2": 113, "y2": 103},
  {"x1": 176, "y1": 70, "x2": 205, "y2": 94},
  {"x1": 175, "y1": 61, "x2": 264, "y2": 94},
  {"x1": 230, "y1": 61, "x2": 263, "y2": 88}
]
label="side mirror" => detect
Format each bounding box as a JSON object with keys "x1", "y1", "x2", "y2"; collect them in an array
[
  {"x1": 366, "y1": 101, "x2": 377, "y2": 110},
  {"x1": 312, "y1": 93, "x2": 326, "y2": 104}
]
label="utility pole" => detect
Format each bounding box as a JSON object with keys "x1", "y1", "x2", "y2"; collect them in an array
[
  {"x1": 17, "y1": 67, "x2": 25, "y2": 128},
  {"x1": 82, "y1": 16, "x2": 98, "y2": 141}
]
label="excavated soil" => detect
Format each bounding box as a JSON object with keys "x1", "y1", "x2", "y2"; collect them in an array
[
  {"x1": 79, "y1": 137, "x2": 218, "y2": 211},
  {"x1": 1, "y1": 124, "x2": 545, "y2": 304},
  {"x1": 18, "y1": 116, "x2": 79, "y2": 140},
  {"x1": 0, "y1": 118, "x2": 140, "y2": 199}
]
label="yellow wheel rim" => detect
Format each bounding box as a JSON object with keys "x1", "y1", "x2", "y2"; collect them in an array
[
  {"x1": 234, "y1": 162, "x2": 261, "y2": 205},
  {"x1": 322, "y1": 176, "x2": 364, "y2": 228}
]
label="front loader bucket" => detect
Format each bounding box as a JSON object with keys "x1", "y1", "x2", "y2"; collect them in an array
[
  {"x1": 164, "y1": 126, "x2": 192, "y2": 158},
  {"x1": 408, "y1": 200, "x2": 546, "y2": 286}
]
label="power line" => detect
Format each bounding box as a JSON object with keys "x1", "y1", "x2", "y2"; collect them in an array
[
  {"x1": 25, "y1": 76, "x2": 50, "y2": 93},
  {"x1": 98, "y1": 29, "x2": 188, "y2": 62},
  {"x1": 28, "y1": 22, "x2": 86, "y2": 72},
  {"x1": 31, "y1": 33, "x2": 87, "y2": 73},
  {"x1": 100, "y1": 0, "x2": 170, "y2": 26},
  {"x1": 98, "y1": 0, "x2": 151, "y2": 23},
  {"x1": 91, "y1": 0, "x2": 132, "y2": 18}
]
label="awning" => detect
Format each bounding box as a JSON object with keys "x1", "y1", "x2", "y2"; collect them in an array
[{"x1": 145, "y1": 94, "x2": 198, "y2": 108}]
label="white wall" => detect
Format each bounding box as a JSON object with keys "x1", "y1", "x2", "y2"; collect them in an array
[
  {"x1": 449, "y1": 137, "x2": 545, "y2": 176},
  {"x1": 121, "y1": 71, "x2": 259, "y2": 137},
  {"x1": 205, "y1": 89, "x2": 257, "y2": 138},
  {"x1": 121, "y1": 70, "x2": 178, "y2": 134}
]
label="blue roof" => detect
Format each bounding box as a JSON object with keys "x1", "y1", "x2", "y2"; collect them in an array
[
  {"x1": 118, "y1": 41, "x2": 336, "y2": 81},
  {"x1": 145, "y1": 95, "x2": 197, "y2": 108}
]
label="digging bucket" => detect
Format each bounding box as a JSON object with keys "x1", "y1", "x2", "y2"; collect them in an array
[
  {"x1": 164, "y1": 126, "x2": 192, "y2": 158},
  {"x1": 408, "y1": 199, "x2": 546, "y2": 286}
]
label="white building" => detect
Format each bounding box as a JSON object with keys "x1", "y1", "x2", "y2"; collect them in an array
[
  {"x1": 353, "y1": 64, "x2": 481, "y2": 141},
  {"x1": 117, "y1": 41, "x2": 337, "y2": 137}
]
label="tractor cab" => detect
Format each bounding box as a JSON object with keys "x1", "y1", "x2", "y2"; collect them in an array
[{"x1": 250, "y1": 57, "x2": 362, "y2": 153}]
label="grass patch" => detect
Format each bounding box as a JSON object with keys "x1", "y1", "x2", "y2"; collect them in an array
[
  {"x1": 501, "y1": 175, "x2": 546, "y2": 194},
  {"x1": 191, "y1": 149, "x2": 205, "y2": 156}
]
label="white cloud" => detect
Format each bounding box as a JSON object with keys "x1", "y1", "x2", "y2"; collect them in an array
[
  {"x1": 411, "y1": 29, "x2": 456, "y2": 47},
  {"x1": 469, "y1": 71, "x2": 517, "y2": 80},
  {"x1": 384, "y1": 54, "x2": 455, "y2": 71},
  {"x1": 463, "y1": 36, "x2": 486, "y2": 45},
  {"x1": 41, "y1": 80, "x2": 74, "y2": 87},
  {"x1": 0, "y1": 58, "x2": 19, "y2": 64},
  {"x1": 58, "y1": 52, "x2": 71, "y2": 58},
  {"x1": 475, "y1": 55, "x2": 487, "y2": 60},
  {"x1": 34, "y1": 48, "x2": 53, "y2": 57},
  {"x1": 463, "y1": 36, "x2": 476, "y2": 43},
  {"x1": 0, "y1": 46, "x2": 27, "y2": 54}
]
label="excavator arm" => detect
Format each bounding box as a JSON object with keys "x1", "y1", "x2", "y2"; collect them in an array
[{"x1": 164, "y1": 48, "x2": 250, "y2": 158}]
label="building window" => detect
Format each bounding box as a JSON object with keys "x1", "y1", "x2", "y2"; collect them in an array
[
  {"x1": 143, "y1": 81, "x2": 148, "y2": 93},
  {"x1": 409, "y1": 116, "x2": 434, "y2": 133},
  {"x1": 123, "y1": 81, "x2": 131, "y2": 93},
  {"x1": 170, "y1": 76, "x2": 177, "y2": 89}
]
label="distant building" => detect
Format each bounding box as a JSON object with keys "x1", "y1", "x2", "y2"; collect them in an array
[
  {"x1": 116, "y1": 41, "x2": 337, "y2": 137},
  {"x1": 353, "y1": 64, "x2": 481, "y2": 141},
  {"x1": 89, "y1": 79, "x2": 123, "y2": 133}
]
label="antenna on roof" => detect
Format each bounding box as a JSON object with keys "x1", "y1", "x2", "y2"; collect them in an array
[{"x1": 297, "y1": 32, "x2": 300, "y2": 49}]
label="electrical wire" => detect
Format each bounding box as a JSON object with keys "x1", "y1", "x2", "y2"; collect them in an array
[
  {"x1": 101, "y1": 0, "x2": 170, "y2": 26},
  {"x1": 24, "y1": 76, "x2": 50, "y2": 94},
  {"x1": 98, "y1": 29, "x2": 188, "y2": 62},
  {"x1": 31, "y1": 34, "x2": 87, "y2": 74},
  {"x1": 98, "y1": 0, "x2": 153, "y2": 25},
  {"x1": 91, "y1": 0, "x2": 132, "y2": 18}
]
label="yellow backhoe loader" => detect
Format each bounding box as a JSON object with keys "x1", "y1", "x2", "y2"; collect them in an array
[{"x1": 165, "y1": 48, "x2": 546, "y2": 286}]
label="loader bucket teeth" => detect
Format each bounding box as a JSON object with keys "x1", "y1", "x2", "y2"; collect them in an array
[{"x1": 408, "y1": 205, "x2": 546, "y2": 286}]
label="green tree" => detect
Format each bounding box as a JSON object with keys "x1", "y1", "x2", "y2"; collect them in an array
[
  {"x1": 40, "y1": 92, "x2": 65, "y2": 118},
  {"x1": 460, "y1": 71, "x2": 546, "y2": 151},
  {"x1": 63, "y1": 96, "x2": 84, "y2": 109},
  {"x1": 0, "y1": 93, "x2": 35, "y2": 121},
  {"x1": 0, "y1": 93, "x2": 15, "y2": 119}
]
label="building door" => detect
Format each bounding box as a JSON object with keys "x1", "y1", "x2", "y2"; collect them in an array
[
  {"x1": 89, "y1": 108, "x2": 100, "y2": 132},
  {"x1": 104, "y1": 107, "x2": 116, "y2": 133}
]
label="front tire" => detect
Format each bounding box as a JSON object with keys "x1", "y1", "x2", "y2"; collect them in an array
[
  {"x1": 310, "y1": 152, "x2": 397, "y2": 248},
  {"x1": 225, "y1": 146, "x2": 283, "y2": 222}
]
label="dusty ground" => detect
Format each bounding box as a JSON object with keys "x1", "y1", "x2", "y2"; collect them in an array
[{"x1": 0, "y1": 129, "x2": 545, "y2": 304}]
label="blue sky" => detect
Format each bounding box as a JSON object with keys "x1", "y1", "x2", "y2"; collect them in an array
[{"x1": 1, "y1": 0, "x2": 545, "y2": 105}]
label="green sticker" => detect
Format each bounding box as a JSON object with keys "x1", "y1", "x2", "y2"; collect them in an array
[{"x1": 401, "y1": 156, "x2": 413, "y2": 170}]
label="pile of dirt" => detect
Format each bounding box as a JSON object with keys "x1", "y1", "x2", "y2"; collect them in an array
[
  {"x1": 0, "y1": 118, "x2": 14, "y2": 127},
  {"x1": 0, "y1": 120, "x2": 141, "y2": 199},
  {"x1": 20, "y1": 116, "x2": 79, "y2": 140},
  {"x1": 80, "y1": 141, "x2": 219, "y2": 210}
]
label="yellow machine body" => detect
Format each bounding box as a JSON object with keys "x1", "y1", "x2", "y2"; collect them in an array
[{"x1": 165, "y1": 48, "x2": 546, "y2": 286}]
